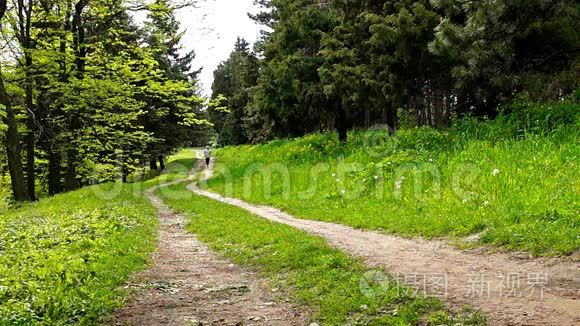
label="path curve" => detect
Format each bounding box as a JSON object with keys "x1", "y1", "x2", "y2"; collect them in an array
[
  {"x1": 113, "y1": 162, "x2": 307, "y2": 325},
  {"x1": 190, "y1": 157, "x2": 579, "y2": 326}
]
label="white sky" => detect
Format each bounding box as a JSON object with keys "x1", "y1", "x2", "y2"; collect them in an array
[
  {"x1": 133, "y1": 0, "x2": 261, "y2": 96},
  {"x1": 175, "y1": 0, "x2": 262, "y2": 96}
]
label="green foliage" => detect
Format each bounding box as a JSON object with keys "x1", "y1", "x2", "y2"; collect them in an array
[
  {"x1": 210, "y1": 38, "x2": 260, "y2": 145},
  {"x1": 158, "y1": 183, "x2": 484, "y2": 325},
  {"x1": 218, "y1": 0, "x2": 580, "y2": 143},
  {"x1": 0, "y1": 0, "x2": 207, "y2": 201},
  {"x1": 204, "y1": 102, "x2": 580, "y2": 256},
  {"x1": 0, "y1": 184, "x2": 157, "y2": 324},
  {"x1": 430, "y1": 0, "x2": 580, "y2": 101}
]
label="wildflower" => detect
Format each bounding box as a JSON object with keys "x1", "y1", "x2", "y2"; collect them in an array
[
  {"x1": 387, "y1": 162, "x2": 392, "y2": 165},
  {"x1": 429, "y1": 158, "x2": 433, "y2": 163},
  {"x1": 341, "y1": 189, "x2": 346, "y2": 195},
  {"x1": 400, "y1": 176, "x2": 406, "y2": 181},
  {"x1": 395, "y1": 181, "x2": 403, "y2": 190},
  {"x1": 336, "y1": 178, "x2": 340, "y2": 182},
  {"x1": 332, "y1": 173, "x2": 337, "y2": 177},
  {"x1": 492, "y1": 168, "x2": 500, "y2": 176},
  {"x1": 374, "y1": 175, "x2": 379, "y2": 180},
  {"x1": 483, "y1": 201, "x2": 490, "y2": 207}
]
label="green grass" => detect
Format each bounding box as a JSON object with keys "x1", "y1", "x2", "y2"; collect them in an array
[
  {"x1": 157, "y1": 182, "x2": 485, "y2": 325},
  {"x1": 203, "y1": 101, "x2": 580, "y2": 256},
  {"x1": 136, "y1": 148, "x2": 198, "y2": 189},
  {"x1": 0, "y1": 185, "x2": 156, "y2": 325},
  {"x1": 0, "y1": 149, "x2": 197, "y2": 325}
]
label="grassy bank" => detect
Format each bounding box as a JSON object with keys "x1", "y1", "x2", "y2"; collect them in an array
[
  {"x1": 0, "y1": 185, "x2": 157, "y2": 324},
  {"x1": 204, "y1": 100, "x2": 579, "y2": 256},
  {"x1": 0, "y1": 149, "x2": 197, "y2": 324},
  {"x1": 158, "y1": 182, "x2": 484, "y2": 325}
]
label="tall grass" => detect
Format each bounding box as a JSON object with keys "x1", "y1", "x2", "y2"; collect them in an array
[{"x1": 204, "y1": 100, "x2": 579, "y2": 256}]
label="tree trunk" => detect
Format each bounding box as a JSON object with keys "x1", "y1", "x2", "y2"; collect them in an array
[
  {"x1": 386, "y1": 107, "x2": 397, "y2": 135},
  {"x1": 0, "y1": 68, "x2": 31, "y2": 202},
  {"x1": 122, "y1": 165, "x2": 128, "y2": 183},
  {"x1": 65, "y1": 0, "x2": 87, "y2": 191},
  {"x1": 47, "y1": 149, "x2": 62, "y2": 195},
  {"x1": 336, "y1": 98, "x2": 347, "y2": 143},
  {"x1": 158, "y1": 155, "x2": 165, "y2": 171},
  {"x1": 24, "y1": 53, "x2": 36, "y2": 200},
  {"x1": 364, "y1": 108, "x2": 370, "y2": 129},
  {"x1": 433, "y1": 87, "x2": 443, "y2": 128},
  {"x1": 149, "y1": 158, "x2": 158, "y2": 171},
  {"x1": 47, "y1": 4, "x2": 69, "y2": 195}
]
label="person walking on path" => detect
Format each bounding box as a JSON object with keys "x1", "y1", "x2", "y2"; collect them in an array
[{"x1": 203, "y1": 146, "x2": 211, "y2": 167}]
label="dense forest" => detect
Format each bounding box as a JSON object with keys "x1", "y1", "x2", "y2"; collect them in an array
[
  {"x1": 211, "y1": 0, "x2": 579, "y2": 145},
  {"x1": 0, "y1": 0, "x2": 207, "y2": 202},
  {"x1": 1, "y1": 0, "x2": 579, "y2": 203}
]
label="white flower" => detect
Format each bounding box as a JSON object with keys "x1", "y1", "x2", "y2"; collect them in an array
[
  {"x1": 387, "y1": 162, "x2": 392, "y2": 165},
  {"x1": 332, "y1": 173, "x2": 337, "y2": 177},
  {"x1": 374, "y1": 175, "x2": 379, "y2": 180},
  {"x1": 483, "y1": 201, "x2": 490, "y2": 207},
  {"x1": 400, "y1": 176, "x2": 406, "y2": 181},
  {"x1": 395, "y1": 181, "x2": 402, "y2": 190},
  {"x1": 336, "y1": 178, "x2": 340, "y2": 182},
  {"x1": 492, "y1": 168, "x2": 500, "y2": 176},
  {"x1": 340, "y1": 189, "x2": 346, "y2": 195},
  {"x1": 429, "y1": 158, "x2": 433, "y2": 163}
]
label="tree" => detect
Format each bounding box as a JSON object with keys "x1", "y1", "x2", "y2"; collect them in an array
[
  {"x1": 0, "y1": 0, "x2": 206, "y2": 200},
  {"x1": 210, "y1": 37, "x2": 259, "y2": 145},
  {"x1": 430, "y1": 0, "x2": 580, "y2": 110},
  {"x1": 0, "y1": 0, "x2": 30, "y2": 201},
  {"x1": 247, "y1": 0, "x2": 336, "y2": 141},
  {"x1": 142, "y1": 0, "x2": 204, "y2": 170}
]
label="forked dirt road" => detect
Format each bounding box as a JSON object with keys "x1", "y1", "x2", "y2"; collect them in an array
[
  {"x1": 189, "y1": 158, "x2": 579, "y2": 326},
  {"x1": 113, "y1": 171, "x2": 307, "y2": 325}
]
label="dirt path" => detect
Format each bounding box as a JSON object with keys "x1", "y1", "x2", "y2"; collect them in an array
[
  {"x1": 113, "y1": 164, "x2": 307, "y2": 325},
  {"x1": 190, "y1": 159, "x2": 579, "y2": 326}
]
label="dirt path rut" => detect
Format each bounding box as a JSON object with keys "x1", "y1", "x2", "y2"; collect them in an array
[
  {"x1": 113, "y1": 166, "x2": 307, "y2": 325},
  {"x1": 190, "y1": 160, "x2": 579, "y2": 326}
]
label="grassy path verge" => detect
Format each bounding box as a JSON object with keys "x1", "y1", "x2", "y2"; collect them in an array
[
  {"x1": 186, "y1": 158, "x2": 579, "y2": 325},
  {"x1": 0, "y1": 149, "x2": 193, "y2": 324},
  {"x1": 159, "y1": 179, "x2": 483, "y2": 325},
  {"x1": 0, "y1": 184, "x2": 157, "y2": 324},
  {"x1": 203, "y1": 128, "x2": 579, "y2": 256},
  {"x1": 114, "y1": 160, "x2": 306, "y2": 325}
]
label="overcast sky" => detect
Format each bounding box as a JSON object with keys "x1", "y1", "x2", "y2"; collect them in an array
[{"x1": 174, "y1": 0, "x2": 262, "y2": 96}]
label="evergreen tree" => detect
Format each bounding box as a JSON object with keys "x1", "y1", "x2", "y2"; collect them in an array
[{"x1": 210, "y1": 37, "x2": 259, "y2": 145}]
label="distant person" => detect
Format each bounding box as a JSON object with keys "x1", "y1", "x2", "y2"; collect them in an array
[{"x1": 203, "y1": 146, "x2": 211, "y2": 167}]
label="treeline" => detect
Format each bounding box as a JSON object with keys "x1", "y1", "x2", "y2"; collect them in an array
[
  {"x1": 210, "y1": 0, "x2": 579, "y2": 146},
  {"x1": 0, "y1": 0, "x2": 205, "y2": 202}
]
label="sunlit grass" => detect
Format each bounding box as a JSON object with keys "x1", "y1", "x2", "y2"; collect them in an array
[
  {"x1": 204, "y1": 103, "x2": 579, "y2": 256},
  {"x1": 0, "y1": 150, "x2": 197, "y2": 324},
  {"x1": 158, "y1": 183, "x2": 485, "y2": 325}
]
